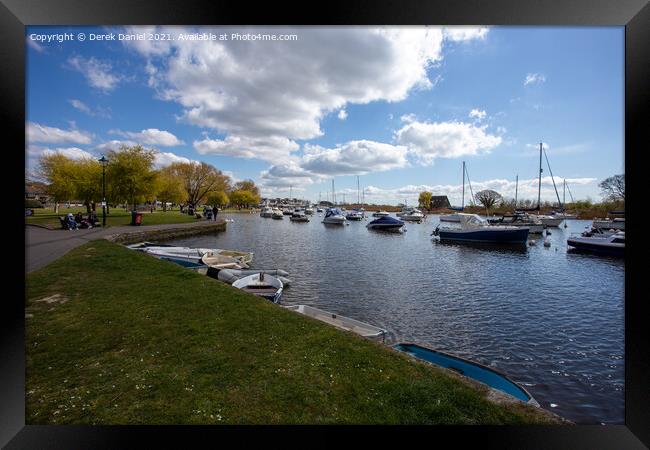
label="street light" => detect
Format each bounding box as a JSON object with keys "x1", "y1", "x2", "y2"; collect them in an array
[{"x1": 98, "y1": 155, "x2": 108, "y2": 227}]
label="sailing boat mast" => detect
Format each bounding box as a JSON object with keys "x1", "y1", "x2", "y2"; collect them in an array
[
  {"x1": 563, "y1": 179, "x2": 566, "y2": 208},
  {"x1": 357, "y1": 176, "x2": 360, "y2": 205},
  {"x1": 515, "y1": 174, "x2": 519, "y2": 208},
  {"x1": 332, "y1": 179, "x2": 336, "y2": 204},
  {"x1": 537, "y1": 142, "x2": 543, "y2": 210},
  {"x1": 462, "y1": 161, "x2": 465, "y2": 209}
]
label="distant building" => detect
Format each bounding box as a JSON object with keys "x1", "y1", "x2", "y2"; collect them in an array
[
  {"x1": 429, "y1": 195, "x2": 451, "y2": 209},
  {"x1": 25, "y1": 181, "x2": 50, "y2": 205}
]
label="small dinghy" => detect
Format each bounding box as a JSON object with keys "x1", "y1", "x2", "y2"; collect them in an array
[
  {"x1": 394, "y1": 343, "x2": 538, "y2": 406},
  {"x1": 232, "y1": 273, "x2": 284, "y2": 303},
  {"x1": 128, "y1": 243, "x2": 253, "y2": 267},
  {"x1": 283, "y1": 305, "x2": 386, "y2": 340},
  {"x1": 201, "y1": 253, "x2": 249, "y2": 269}
]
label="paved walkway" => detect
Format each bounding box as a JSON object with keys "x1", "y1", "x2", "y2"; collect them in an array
[{"x1": 25, "y1": 220, "x2": 224, "y2": 273}]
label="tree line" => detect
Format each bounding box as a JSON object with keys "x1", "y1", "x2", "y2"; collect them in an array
[
  {"x1": 36, "y1": 145, "x2": 261, "y2": 213},
  {"x1": 418, "y1": 174, "x2": 625, "y2": 213}
]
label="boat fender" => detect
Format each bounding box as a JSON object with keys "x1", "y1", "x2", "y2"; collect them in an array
[
  {"x1": 528, "y1": 240, "x2": 536, "y2": 246},
  {"x1": 544, "y1": 239, "x2": 551, "y2": 247}
]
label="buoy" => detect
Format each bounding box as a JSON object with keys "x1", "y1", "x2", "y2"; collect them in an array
[
  {"x1": 529, "y1": 240, "x2": 536, "y2": 246},
  {"x1": 546, "y1": 230, "x2": 552, "y2": 235},
  {"x1": 544, "y1": 238, "x2": 551, "y2": 247}
]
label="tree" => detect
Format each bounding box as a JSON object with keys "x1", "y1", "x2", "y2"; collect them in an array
[
  {"x1": 418, "y1": 191, "x2": 433, "y2": 209},
  {"x1": 598, "y1": 174, "x2": 625, "y2": 201},
  {"x1": 207, "y1": 190, "x2": 229, "y2": 207},
  {"x1": 167, "y1": 162, "x2": 231, "y2": 208},
  {"x1": 155, "y1": 168, "x2": 186, "y2": 212},
  {"x1": 74, "y1": 158, "x2": 103, "y2": 213},
  {"x1": 106, "y1": 145, "x2": 158, "y2": 211},
  {"x1": 38, "y1": 153, "x2": 78, "y2": 213},
  {"x1": 475, "y1": 189, "x2": 502, "y2": 212},
  {"x1": 229, "y1": 189, "x2": 259, "y2": 208}
]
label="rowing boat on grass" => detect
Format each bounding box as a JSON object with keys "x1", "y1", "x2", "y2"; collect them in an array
[{"x1": 283, "y1": 304, "x2": 386, "y2": 341}]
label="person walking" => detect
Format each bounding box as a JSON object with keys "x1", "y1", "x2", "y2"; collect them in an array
[{"x1": 212, "y1": 205, "x2": 218, "y2": 221}]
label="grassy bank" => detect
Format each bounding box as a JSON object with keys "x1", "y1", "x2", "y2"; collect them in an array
[
  {"x1": 26, "y1": 240, "x2": 562, "y2": 425},
  {"x1": 26, "y1": 207, "x2": 198, "y2": 229}
]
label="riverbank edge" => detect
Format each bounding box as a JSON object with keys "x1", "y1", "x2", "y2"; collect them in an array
[
  {"x1": 104, "y1": 221, "x2": 227, "y2": 245},
  {"x1": 24, "y1": 239, "x2": 566, "y2": 424}
]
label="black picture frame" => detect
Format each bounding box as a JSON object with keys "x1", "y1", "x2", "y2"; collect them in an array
[{"x1": 4, "y1": 0, "x2": 648, "y2": 447}]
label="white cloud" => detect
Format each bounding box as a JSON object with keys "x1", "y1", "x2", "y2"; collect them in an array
[
  {"x1": 400, "y1": 113, "x2": 417, "y2": 123},
  {"x1": 524, "y1": 73, "x2": 546, "y2": 86},
  {"x1": 194, "y1": 135, "x2": 300, "y2": 163},
  {"x1": 28, "y1": 145, "x2": 95, "y2": 160},
  {"x1": 337, "y1": 109, "x2": 348, "y2": 120},
  {"x1": 124, "y1": 26, "x2": 488, "y2": 162},
  {"x1": 67, "y1": 55, "x2": 122, "y2": 92},
  {"x1": 301, "y1": 140, "x2": 408, "y2": 176},
  {"x1": 442, "y1": 27, "x2": 489, "y2": 41},
  {"x1": 68, "y1": 99, "x2": 111, "y2": 118},
  {"x1": 26, "y1": 38, "x2": 44, "y2": 53},
  {"x1": 112, "y1": 128, "x2": 184, "y2": 147},
  {"x1": 26, "y1": 122, "x2": 93, "y2": 145},
  {"x1": 153, "y1": 151, "x2": 194, "y2": 168},
  {"x1": 94, "y1": 140, "x2": 137, "y2": 153},
  {"x1": 468, "y1": 109, "x2": 486, "y2": 121},
  {"x1": 395, "y1": 120, "x2": 502, "y2": 164}
]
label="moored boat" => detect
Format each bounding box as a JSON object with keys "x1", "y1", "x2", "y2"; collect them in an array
[
  {"x1": 400, "y1": 208, "x2": 425, "y2": 222},
  {"x1": 393, "y1": 343, "x2": 538, "y2": 406},
  {"x1": 537, "y1": 215, "x2": 564, "y2": 228},
  {"x1": 440, "y1": 213, "x2": 463, "y2": 222},
  {"x1": 322, "y1": 208, "x2": 347, "y2": 225},
  {"x1": 592, "y1": 217, "x2": 625, "y2": 231},
  {"x1": 231, "y1": 272, "x2": 284, "y2": 303},
  {"x1": 284, "y1": 305, "x2": 386, "y2": 340},
  {"x1": 128, "y1": 243, "x2": 253, "y2": 267},
  {"x1": 260, "y1": 206, "x2": 273, "y2": 218},
  {"x1": 567, "y1": 231, "x2": 624, "y2": 256},
  {"x1": 346, "y1": 209, "x2": 364, "y2": 221},
  {"x1": 434, "y1": 214, "x2": 529, "y2": 244},
  {"x1": 372, "y1": 210, "x2": 390, "y2": 218},
  {"x1": 489, "y1": 213, "x2": 544, "y2": 234},
  {"x1": 271, "y1": 208, "x2": 284, "y2": 219},
  {"x1": 290, "y1": 210, "x2": 310, "y2": 222},
  {"x1": 366, "y1": 215, "x2": 405, "y2": 232}
]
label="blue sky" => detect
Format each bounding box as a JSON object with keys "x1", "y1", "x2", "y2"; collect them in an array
[{"x1": 26, "y1": 26, "x2": 623, "y2": 205}]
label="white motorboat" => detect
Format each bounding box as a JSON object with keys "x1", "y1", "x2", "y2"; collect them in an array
[
  {"x1": 283, "y1": 305, "x2": 386, "y2": 340},
  {"x1": 282, "y1": 207, "x2": 294, "y2": 215},
  {"x1": 128, "y1": 243, "x2": 253, "y2": 267},
  {"x1": 592, "y1": 217, "x2": 625, "y2": 231},
  {"x1": 304, "y1": 207, "x2": 314, "y2": 215},
  {"x1": 567, "y1": 231, "x2": 624, "y2": 256},
  {"x1": 433, "y1": 214, "x2": 529, "y2": 244},
  {"x1": 271, "y1": 208, "x2": 284, "y2": 219},
  {"x1": 400, "y1": 208, "x2": 425, "y2": 222},
  {"x1": 372, "y1": 210, "x2": 390, "y2": 218},
  {"x1": 345, "y1": 210, "x2": 364, "y2": 221},
  {"x1": 290, "y1": 210, "x2": 310, "y2": 222},
  {"x1": 232, "y1": 273, "x2": 283, "y2": 303},
  {"x1": 537, "y1": 215, "x2": 564, "y2": 228},
  {"x1": 201, "y1": 253, "x2": 250, "y2": 269},
  {"x1": 322, "y1": 208, "x2": 346, "y2": 224},
  {"x1": 488, "y1": 213, "x2": 544, "y2": 234},
  {"x1": 260, "y1": 206, "x2": 273, "y2": 218}
]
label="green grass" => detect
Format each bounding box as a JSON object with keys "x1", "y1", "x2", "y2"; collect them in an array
[
  {"x1": 25, "y1": 240, "x2": 562, "y2": 425},
  {"x1": 26, "y1": 207, "x2": 198, "y2": 228}
]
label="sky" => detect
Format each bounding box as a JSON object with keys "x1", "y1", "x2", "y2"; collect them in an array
[{"x1": 25, "y1": 26, "x2": 624, "y2": 206}]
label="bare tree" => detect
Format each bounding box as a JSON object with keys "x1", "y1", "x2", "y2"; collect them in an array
[
  {"x1": 475, "y1": 189, "x2": 502, "y2": 212},
  {"x1": 598, "y1": 174, "x2": 625, "y2": 201}
]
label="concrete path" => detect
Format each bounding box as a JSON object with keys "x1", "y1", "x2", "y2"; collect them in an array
[{"x1": 26, "y1": 221, "x2": 224, "y2": 273}]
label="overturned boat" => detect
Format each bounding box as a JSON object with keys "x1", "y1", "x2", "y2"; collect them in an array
[
  {"x1": 394, "y1": 343, "x2": 538, "y2": 406},
  {"x1": 284, "y1": 305, "x2": 386, "y2": 341}
]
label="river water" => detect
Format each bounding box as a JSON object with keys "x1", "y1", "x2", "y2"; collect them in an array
[{"x1": 168, "y1": 212, "x2": 624, "y2": 424}]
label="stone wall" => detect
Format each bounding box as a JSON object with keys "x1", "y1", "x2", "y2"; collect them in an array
[{"x1": 105, "y1": 221, "x2": 227, "y2": 245}]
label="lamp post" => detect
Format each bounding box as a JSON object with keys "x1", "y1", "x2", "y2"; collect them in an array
[{"x1": 98, "y1": 155, "x2": 108, "y2": 227}]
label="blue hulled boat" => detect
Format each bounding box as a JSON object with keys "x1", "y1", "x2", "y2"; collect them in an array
[
  {"x1": 394, "y1": 343, "x2": 538, "y2": 405},
  {"x1": 366, "y1": 215, "x2": 405, "y2": 231},
  {"x1": 433, "y1": 214, "x2": 529, "y2": 244}
]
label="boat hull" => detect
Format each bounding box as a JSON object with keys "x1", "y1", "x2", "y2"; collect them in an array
[
  {"x1": 539, "y1": 217, "x2": 564, "y2": 227},
  {"x1": 592, "y1": 220, "x2": 625, "y2": 230},
  {"x1": 567, "y1": 238, "x2": 624, "y2": 256},
  {"x1": 394, "y1": 343, "x2": 538, "y2": 405},
  {"x1": 438, "y1": 228, "x2": 529, "y2": 244}
]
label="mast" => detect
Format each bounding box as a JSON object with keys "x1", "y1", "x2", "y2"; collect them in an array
[
  {"x1": 462, "y1": 161, "x2": 465, "y2": 209},
  {"x1": 515, "y1": 174, "x2": 518, "y2": 208},
  {"x1": 537, "y1": 142, "x2": 543, "y2": 210},
  {"x1": 332, "y1": 179, "x2": 336, "y2": 204},
  {"x1": 357, "y1": 176, "x2": 360, "y2": 205},
  {"x1": 289, "y1": 185, "x2": 292, "y2": 201},
  {"x1": 563, "y1": 179, "x2": 566, "y2": 207}
]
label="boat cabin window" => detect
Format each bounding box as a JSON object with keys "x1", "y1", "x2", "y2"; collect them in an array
[{"x1": 611, "y1": 238, "x2": 625, "y2": 243}]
